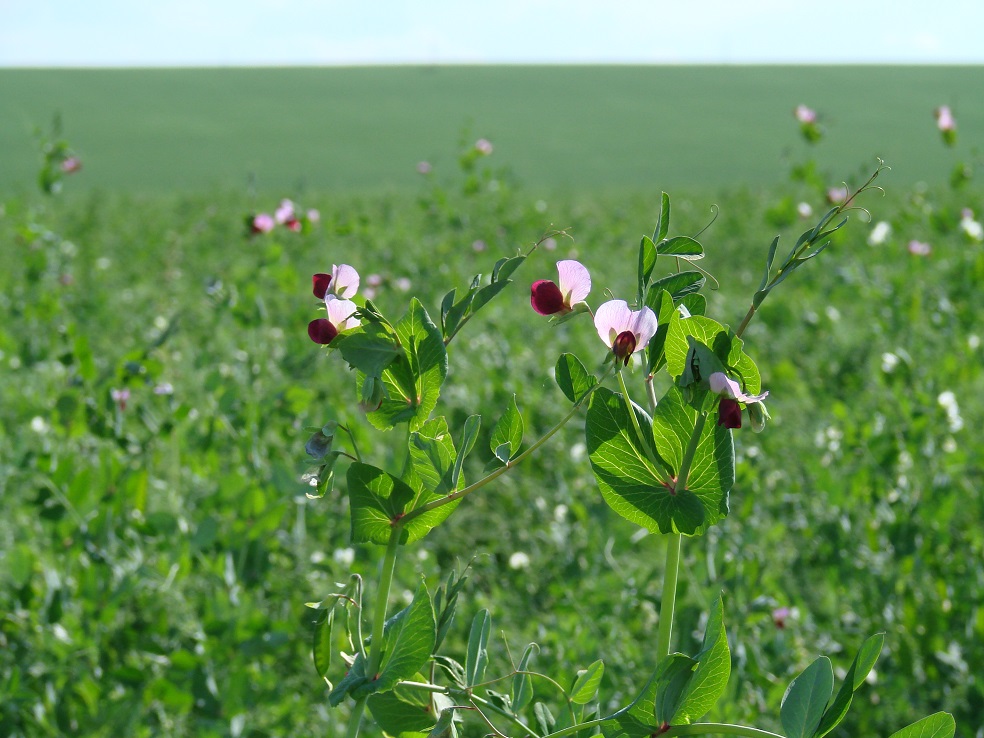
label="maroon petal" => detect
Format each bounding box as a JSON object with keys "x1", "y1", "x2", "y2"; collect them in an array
[
  {"x1": 312, "y1": 273, "x2": 332, "y2": 299},
  {"x1": 308, "y1": 318, "x2": 338, "y2": 345},
  {"x1": 613, "y1": 330, "x2": 637, "y2": 365},
  {"x1": 530, "y1": 280, "x2": 565, "y2": 315},
  {"x1": 718, "y1": 398, "x2": 742, "y2": 429}
]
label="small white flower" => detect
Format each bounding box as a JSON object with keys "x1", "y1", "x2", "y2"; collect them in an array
[
  {"x1": 508, "y1": 552, "x2": 531, "y2": 570},
  {"x1": 868, "y1": 221, "x2": 891, "y2": 245},
  {"x1": 333, "y1": 547, "x2": 355, "y2": 567}
]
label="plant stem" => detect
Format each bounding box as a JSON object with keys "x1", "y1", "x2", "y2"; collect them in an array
[
  {"x1": 656, "y1": 532, "x2": 682, "y2": 663},
  {"x1": 368, "y1": 529, "x2": 401, "y2": 678},
  {"x1": 542, "y1": 716, "x2": 611, "y2": 738},
  {"x1": 665, "y1": 723, "x2": 785, "y2": 738},
  {"x1": 344, "y1": 695, "x2": 368, "y2": 738},
  {"x1": 469, "y1": 693, "x2": 542, "y2": 738}
]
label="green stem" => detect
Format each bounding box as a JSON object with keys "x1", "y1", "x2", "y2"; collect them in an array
[
  {"x1": 469, "y1": 693, "x2": 542, "y2": 738},
  {"x1": 344, "y1": 695, "x2": 368, "y2": 738},
  {"x1": 367, "y1": 529, "x2": 401, "y2": 678},
  {"x1": 645, "y1": 373, "x2": 659, "y2": 412},
  {"x1": 656, "y1": 533, "x2": 682, "y2": 663},
  {"x1": 542, "y1": 716, "x2": 611, "y2": 738},
  {"x1": 666, "y1": 723, "x2": 785, "y2": 738}
]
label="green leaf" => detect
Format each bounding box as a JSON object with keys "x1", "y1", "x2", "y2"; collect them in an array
[
  {"x1": 348, "y1": 463, "x2": 416, "y2": 545},
  {"x1": 601, "y1": 666, "x2": 661, "y2": 737},
  {"x1": 407, "y1": 416, "x2": 460, "y2": 498},
  {"x1": 587, "y1": 387, "x2": 711, "y2": 536},
  {"x1": 429, "y1": 707, "x2": 459, "y2": 738},
  {"x1": 637, "y1": 235, "x2": 658, "y2": 305},
  {"x1": 490, "y1": 395, "x2": 524, "y2": 463},
  {"x1": 312, "y1": 609, "x2": 334, "y2": 681},
  {"x1": 333, "y1": 323, "x2": 401, "y2": 378},
  {"x1": 466, "y1": 609, "x2": 491, "y2": 687},
  {"x1": 814, "y1": 633, "x2": 884, "y2": 738},
  {"x1": 492, "y1": 254, "x2": 526, "y2": 282},
  {"x1": 656, "y1": 236, "x2": 703, "y2": 260},
  {"x1": 665, "y1": 315, "x2": 736, "y2": 381},
  {"x1": 654, "y1": 192, "x2": 671, "y2": 243},
  {"x1": 442, "y1": 282, "x2": 478, "y2": 340},
  {"x1": 650, "y1": 387, "x2": 734, "y2": 535},
  {"x1": 328, "y1": 651, "x2": 369, "y2": 706},
  {"x1": 647, "y1": 271, "x2": 705, "y2": 303},
  {"x1": 555, "y1": 353, "x2": 596, "y2": 405},
  {"x1": 375, "y1": 585, "x2": 437, "y2": 693},
  {"x1": 759, "y1": 234, "x2": 781, "y2": 291},
  {"x1": 780, "y1": 656, "x2": 834, "y2": 738},
  {"x1": 512, "y1": 644, "x2": 537, "y2": 712},
  {"x1": 365, "y1": 299, "x2": 448, "y2": 431},
  {"x1": 674, "y1": 594, "x2": 731, "y2": 723},
  {"x1": 450, "y1": 414, "x2": 481, "y2": 490},
  {"x1": 534, "y1": 703, "x2": 556, "y2": 735},
  {"x1": 368, "y1": 681, "x2": 437, "y2": 737},
  {"x1": 653, "y1": 654, "x2": 697, "y2": 725},
  {"x1": 646, "y1": 290, "x2": 677, "y2": 375},
  {"x1": 570, "y1": 660, "x2": 605, "y2": 705},
  {"x1": 887, "y1": 712, "x2": 956, "y2": 738}
]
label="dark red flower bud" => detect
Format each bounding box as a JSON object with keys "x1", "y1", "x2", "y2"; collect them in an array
[
  {"x1": 308, "y1": 318, "x2": 338, "y2": 345},
  {"x1": 718, "y1": 398, "x2": 742, "y2": 429},
  {"x1": 286, "y1": 218, "x2": 302, "y2": 232},
  {"x1": 530, "y1": 280, "x2": 566, "y2": 315},
  {"x1": 612, "y1": 330, "x2": 637, "y2": 365},
  {"x1": 313, "y1": 273, "x2": 332, "y2": 299}
]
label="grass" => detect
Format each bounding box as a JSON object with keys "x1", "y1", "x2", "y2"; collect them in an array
[{"x1": 1, "y1": 65, "x2": 981, "y2": 194}]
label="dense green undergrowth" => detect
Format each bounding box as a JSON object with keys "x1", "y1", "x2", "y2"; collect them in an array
[{"x1": 0, "y1": 172, "x2": 982, "y2": 736}]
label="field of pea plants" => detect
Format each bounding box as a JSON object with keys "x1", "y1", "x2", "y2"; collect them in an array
[{"x1": 0, "y1": 66, "x2": 982, "y2": 738}]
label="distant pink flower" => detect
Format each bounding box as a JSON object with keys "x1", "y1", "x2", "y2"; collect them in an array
[
  {"x1": 796, "y1": 202, "x2": 813, "y2": 219},
  {"x1": 251, "y1": 213, "x2": 275, "y2": 234},
  {"x1": 308, "y1": 296, "x2": 359, "y2": 345},
  {"x1": 772, "y1": 607, "x2": 792, "y2": 629},
  {"x1": 275, "y1": 199, "x2": 296, "y2": 225},
  {"x1": 61, "y1": 156, "x2": 82, "y2": 174},
  {"x1": 474, "y1": 138, "x2": 493, "y2": 155},
  {"x1": 307, "y1": 208, "x2": 321, "y2": 223},
  {"x1": 111, "y1": 387, "x2": 130, "y2": 411},
  {"x1": 794, "y1": 104, "x2": 817, "y2": 124},
  {"x1": 935, "y1": 105, "x2": 956, "y2": 132},
  {"x1": 542, "y1": 237, "x2": 557, "y2": 251},
  {"x1": 826, "y1": 186, "x2": 849, "y2": 205},
  {"x1": 472, "y1": 240, "x2": 486, "y2": 252},
  {"x1": 531, "y1": 260, "x2": 591, "y2": 316},
  {"x1": 417, "y1": 161, "x2": 433, "y2": 174},
  {"x1": 908, "y1": 240, "x2": 932, "y2": 256},
  {"x1": 312, "y1": 264, "x2": 360, "y2": 300},
  {"x1": 394, "y1": 277, "x2": 412, "y2": 292},
  {"x1": 593, "y1": 300, "x2": 658, "y2": 366},
  {"x1": 365, "y1": 273, "x2": 383, "y2": 288}
]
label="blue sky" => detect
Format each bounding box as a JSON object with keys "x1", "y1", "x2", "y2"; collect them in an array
[{"x1": 3, "y1": 0, "x2": 982, "y2": 66}]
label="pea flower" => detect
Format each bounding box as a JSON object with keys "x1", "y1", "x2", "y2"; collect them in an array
[
  {"x1": 312, "y1": 264, "x2": 360, "y2": 300},
  {"x1": 308, "y1": 296, "x2": 359, "y2": 345},
  {"x1": 530, "y1": 260, "x2": 591, "y2": 316},
  {"x1": 935, "y1": 105, "x2": 957, "y2": 146},
  {"x1": 275, "y1": 198, "x2": 296, "y2": 224},
  {"x1": 250, "y1": 213, "x2": 275, "y2": 234},
  {"x1": 474, "y1": 138, "x2": 493, "y2": 155},
  {"x1": 593, "y1": 300, "x2": 658, "y2": 366},
  {"x1": 793, "y1": 104, "x2": 817, "y2": 124},
  {"x1": 708, "y1": 372, "x2": 769, "y2": 430},
  {"x1": 61, "y1": 156, "x2": 82, "y2": 174}
]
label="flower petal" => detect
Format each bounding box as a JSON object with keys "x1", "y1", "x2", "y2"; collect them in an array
[
  {"x1": 594, "y1": 300, "x2": 632, "y2": 347},
  {"x1": 709, "y1": 372, "x2": 769, "y2": 403},
  {"x1": 718, "y1": 398, "x2": 743, "y2": 428},
  {"x1": 308, "y1": 318, "x2": 338, "y2": 345},
  {"x1": 531, "y1": 279, "x2": 565, "y2": 315},
  {"x1": 324, "y1": 296, "x2": 359, "y2": 330},
  {"x1": 627, "y1": 307, "x2": 658, "y2": 353},
  {"x1": 332, "y1": 264, "x2": 360, "y2": 299},
  {"x1": 556, "y1": 260, "x2": 591, "y2": 306},
  {"x1": 312, "y1": 273, "x2": 332, "y2": 299}
]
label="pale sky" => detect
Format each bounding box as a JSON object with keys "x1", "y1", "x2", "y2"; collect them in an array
[{"x1": 2, "y1": 0, "x2": 982, "y2": 66}]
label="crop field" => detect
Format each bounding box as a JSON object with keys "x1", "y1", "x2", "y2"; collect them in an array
[{"x1": 1, "y1": 66, "x2": 983, "y2": 737}]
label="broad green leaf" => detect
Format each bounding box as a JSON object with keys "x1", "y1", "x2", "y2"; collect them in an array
[
  {"x1": 650, "y1": 386, "x2": 734, "y2": 535},
  {"x1": 512, "y1": 644, "x2": 537, "y2": 712},
  {"x1": 679, "y1": 292, "x2": 707, "y2": 317},
  {"x1": 407, "y1": 416, "x2": 460, "y2": 498},
  {"x1": 365, "y1": 299, "x2": 448, "y2": 431},
  {"x1": 368, "y1": 680, "x2": 436, "y2": 737},
  {"x1": 348, "y1": 463, "x2": 416, "y2": 545},
  {"x1": 376, "y1": 585, "x2": 437, "y2": 693},
  {"x1": 665, "y1": 315, "x2": 736, "y2": 381},
  {"x1": 466, "y1": 609, "x2": 491, "y2": 687},
  {"x1": 312, "y1": 609, "x2": 333, "y2": 681},
  {"x1": 780, "y1": 656, "x2": 834, "y2": 738},
  {"x1": 570, "y1": 660, "x2": 605, "y2": 705},
  {"x1": 887, "y1": 712, "x2": 956, "y2": 738},
  {"x1": 647, "y1": 271, "x2": 705, "y2": 304},
  {"x1": 333, "y1": 323, "x2": 401, "y2": 378},
  {"x1": 587, "y1": 388, "x2": 708, "y2": 536},
  {"x1": 490, "y1": 395, "x2": 524, "y2": 463},
  {"x1": 656, "y1": 235, "x2": 703, "y2": 260},
  {"x1": 601, "y1": 667, "x2": 661, "y2": 737},
  {"x1": 673, "y1": 594, "x2": 731, "y2": 723},
  {"x1": 814, "y1": 633, "x2": 884, "y2": 738},
  {"x1": 328, "y1": 651, "x2": 369, "y2": 706},
  {"x1": 555, "y1": 353, "x2": 596, "y2": 404},
  {"x1": 653, "y1": 654, "x2": 698, "y2": 725}
]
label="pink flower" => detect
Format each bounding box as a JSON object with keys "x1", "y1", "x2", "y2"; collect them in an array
[
  {"x1": 61, "y1": 156, "x2": 82, "y2": 174},
  {"x1": 312, "y1": 264, "x2": 360, "y2": 300},
  {"x1": 275, "y1": 199, "x2": 296, "y2": 224},
  {"x1": 474, "y1": 138, "x2": 493, "y2": 155},
  {"x1": 251, "y1": 213, "x2": 275, "y2": 234},
  {"x1": 908, "y1": 240, "x2": 932, "y2": 256},
  {"x1": 794, "y1": 104, "x2": 817, "y2": 124},
  {"x1": 826, "y1": 186, "x2": 849, "y2": 205},
  {"x1": 772, "y1": 607, "x2": 792, "y2": 629},
  {"x1": 417, "y1": 161, "x2": 432, "y2": 174},
  {"x1": 307, "y1": 208, "x2": 321, "y2": 223},
  {"x1": 111, "y1": 387, "x2": 130, "y2": 411},
  {"x1": 935, "y1": 105, "x2": 956, "y2": 132},
  {"x1": 285, "y1": 218, "x2": 302, "y2": 232},
  {"x1": 593, "y1": 300, "x2": 658, "y2": 366},
  {"x1": 308, "y1": 296, "x2": 359, "y2": 345},
  {"x1": 531, "y1": 260, "x2": 591, "y2": 316},
  {"x1": 708, "y1": 372, "x2": 769, "y2": 430}
]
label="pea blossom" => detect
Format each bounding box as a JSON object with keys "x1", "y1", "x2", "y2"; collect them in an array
[
  {"x1": 308, "y1": 296, "x2": 359, "y2": 345},
  {"x1": 708, "y1": 372, "x2": 769, "y2": 430},
  {"x1": 313, "y1": 264, "x2": 360, "y2": 300},
  {"x1": 531, "y1": 260, "x2": 591, "y2": 316},
  {"x1": 794, "y1": 104, "x2": 817, "y2": 124},
  {"x1": 250, "y1": 213, "x2": 275, "y2": 234},
  {"x1": 593, "y1": 300, "x2": 658, "y2": 366},
  {"x1": 935, "y1": 105, "x2": 957, "y2": 146}
]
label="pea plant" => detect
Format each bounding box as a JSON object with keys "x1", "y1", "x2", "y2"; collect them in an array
[{"x1": 303, "y1": 163, "x2": 954, "y2": 738}]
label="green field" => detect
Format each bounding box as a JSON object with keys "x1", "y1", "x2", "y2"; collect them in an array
[
  {"x1": 1, "y1": 66, "x2": 983, "y2": 738},
  {"x1": 1, "y1": 65, "x2": 981, "y2": 193}
]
